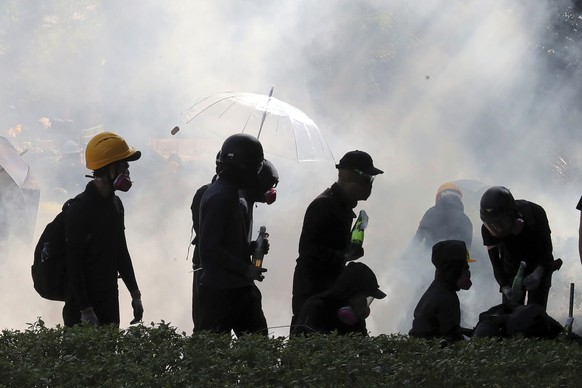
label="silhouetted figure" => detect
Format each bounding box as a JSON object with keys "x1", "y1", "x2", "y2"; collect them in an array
[
  {"x1": 410, "y1": 182, "x2": 473, "y2": 251},
  {"x1": 63, "y1": 132, "x2": 143, "y2": 327},
  {"x1": 190, "y1": 155, "x2": 278, "y2": 330},
  {"x1": 290, "y1": 151, "x2": 383, "y2": 333},
  {"x1": 292, "y1": 262, "x2": 386, "y2": 336},
  {"x1": 409, "y1": 240, "x2": 473, "y2": 343},
  {"x1": 480, "y1": 186, "x2": 558, "y2": 310},
  {"x1": 196, "y1": 134, "x2": 269, "y2": 336},
  {"x1": 473, "y1": 303, "x2": 563, "y2": 339}
]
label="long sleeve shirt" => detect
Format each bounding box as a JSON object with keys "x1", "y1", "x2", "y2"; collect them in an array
[
  {"x1": 199, "y1": 178, "x2": 252, "y2": 289},
  {"x1": 65, "y1": 181, "x2": 139, "y2": 309}
]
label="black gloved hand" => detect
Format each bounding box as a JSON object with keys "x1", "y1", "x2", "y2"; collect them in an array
[
  {"x1": 344, "y1": 243, "x2": 364, "y2": 262},
  {"x1": 249, "y1": 239, "x2": 270, "y2": 255},
  {"x1": 80, "y1": 307, "x2": 99, "y2": 326},
  {"x1": 261, "y1": 238, "x2": 270, "y2": 255},
  {"x1": 130, "y1": 290, "x2": 143, "y2": 324},
  {"x1": 130, "y1": 298, "x2": 144, "y2": 324},
  {"x1": 245, "y1": 265, "x2": 268, "y2": 282}
]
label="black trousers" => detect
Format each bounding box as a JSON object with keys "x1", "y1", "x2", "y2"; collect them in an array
[
  {"x1": 196, "y1": 283, "x2": 268, "y2": 336},
  {"x1": 192, "y1": 269, "x2": 202, "y2": 330},
  {"x1": 63, "y1": 290, "x2": 120, "y2": 327}
]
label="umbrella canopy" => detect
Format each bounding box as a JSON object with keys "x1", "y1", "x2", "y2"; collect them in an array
[
  {"x1": 452, "y1": 179, "x2": 491, "y2": 262},
  {"x1": 452, "y1": 179, "x2": 490, "y2": 215},
  {"x1": 0, "y1": 136, "x2": 40, "y2": 244},
  {"x1": 173, "y1": 88, "x2": 335, "y2": 163},
  {"x1": 0, "y1": 136, "x2": 30, "y2": 187}
]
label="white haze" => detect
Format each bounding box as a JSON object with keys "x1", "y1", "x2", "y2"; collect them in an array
[{"x1": 1, "y1": 0, "x2": 581, "y2": 337}]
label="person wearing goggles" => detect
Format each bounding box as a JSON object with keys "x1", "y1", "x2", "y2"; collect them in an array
[
  {"x1": 290, "y1": 150, "x2": 383, "y2": 334},
  {"x1": 196, "y1": 134, "x2": 269, "y2": 335},
  {"x1": 480, "y1": 186, "x2": 558, "y2": 310}
]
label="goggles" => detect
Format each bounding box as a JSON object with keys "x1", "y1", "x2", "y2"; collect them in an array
[
  {"x1": 483, "y1": 215, "x2": 514, "y2": 238},
  {"x1": 353, "y1": 169, "x2": 375, "y2": 184}
]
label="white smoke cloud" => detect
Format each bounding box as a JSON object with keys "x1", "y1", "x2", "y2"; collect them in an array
[{"x1": 1, "y1": 0, "x2": 581, "y2": 337}]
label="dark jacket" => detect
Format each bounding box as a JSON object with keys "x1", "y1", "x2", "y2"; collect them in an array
[
  {"x1": 481, "y1": 200, "x2": 554, "y2": 288},
  {"x1": 199, "y1": 177, "x2": 252, "y2": 289},
  {"x1": 292, "y1": 183, "x2": 356, "y2": 312},
  {"x1": 65, "y1": 181, "x2": 139, "y2": 310},
  {"x1": 414, "y1": 195, "x2": 473, "y2": 250},
  {"x1": 409, "y1": 242, "x2": 468, "y2": 341},
  {"x1": 191, "y1": 182, "x2": 212, "y2": 269},
  {"x1": 474, "y1": 303, "x2": 563, "y2": 339},
  {"x1": 292, "y1": 262, "x2": 382, "y2": 336}
]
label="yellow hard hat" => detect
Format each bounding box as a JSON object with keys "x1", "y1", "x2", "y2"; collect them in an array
[
  {"x1": 436, "y1": 182, "x2": 462, "y2": 203},
  {"x1": 85, "y1": 132, "x2": 141, "y2": 170}
]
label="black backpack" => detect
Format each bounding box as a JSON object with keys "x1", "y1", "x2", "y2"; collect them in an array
[{"x1": 31, "y1": 198, "x2": 77, "y2": 301}]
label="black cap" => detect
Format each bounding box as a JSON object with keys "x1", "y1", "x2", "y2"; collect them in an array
[
  {"x1": 336, "y1": 150, "x2": 384, "y2": 175},
  {"x1": 431, "y1": 240, "x2": 469, "y2": 269},
  {"x1": 345, "y1": 262, "x2": 387, "y2": 299}
]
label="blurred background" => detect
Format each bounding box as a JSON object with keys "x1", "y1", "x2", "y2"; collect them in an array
[{"x1": 0, "y1": 0, "x2": 581, "y2": 337}]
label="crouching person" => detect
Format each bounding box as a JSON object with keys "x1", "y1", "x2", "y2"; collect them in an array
[
  {"x1": 291, "y1": 262, "x2": 386, "y2": 336},
  {"x1": 409, "y1": 240, "x2": 473, "y2": 343}
]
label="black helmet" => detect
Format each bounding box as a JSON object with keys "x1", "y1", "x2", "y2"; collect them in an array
[
  {"x1": 219, "y1": 134, "x2": 264, "y2": 184},
  {"x1": 480, "y1": 186, "x2": 517, "y2": 238}
]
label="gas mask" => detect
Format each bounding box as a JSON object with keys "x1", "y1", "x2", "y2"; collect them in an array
[
  {"x1": 264, "y1": 188, "x2": 277, "y2": 205},
  {"x1": 336, "y1": 296, "x2": 373, "y2": 326},
  {"x1": 111, "y1": 162, "x2": 133, "y2": 192},
  {"x1": 113, "y1": 173, "x2": 133, "y2": 192}
]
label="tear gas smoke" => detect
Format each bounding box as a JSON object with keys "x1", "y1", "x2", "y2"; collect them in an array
[{"x1": 0, "y1": 0, "x2": 581, "y2": 337}]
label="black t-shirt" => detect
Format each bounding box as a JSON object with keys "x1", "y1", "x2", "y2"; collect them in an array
[
  {"x1": 481, "y1": 200, "x2": 553, "y2": 285},
  {"x1": 576, "y1": 195, "x2": 582, "y2": 210}
]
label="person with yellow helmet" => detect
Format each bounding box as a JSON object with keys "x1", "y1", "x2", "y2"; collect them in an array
[
  {"x1": 409, "y1": 182, "x2": 473, "y2": 253},
  {"x1": 63, "y1": 132, "x2": 143, "y2": 327}
]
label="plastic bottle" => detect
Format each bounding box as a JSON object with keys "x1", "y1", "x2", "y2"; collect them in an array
[
  {"x1": 351, "y1": 210, "x2": 369, "y2": 245},
  {"x1": 252, "y1": 226, "x2": 269, "y2": 268},
  {"x1": 41, "y1": 242, "x2": 50, "y2": 263}
]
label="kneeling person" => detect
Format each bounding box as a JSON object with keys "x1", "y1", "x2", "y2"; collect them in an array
[
  {"x1": 409, "y1": 240, "x2": 472, "y2": 342},
  {"x1": 292, "y1": 262, "x2": 386, "y2": 336}
]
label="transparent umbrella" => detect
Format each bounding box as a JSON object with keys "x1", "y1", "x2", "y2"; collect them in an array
[
  {"x1": 0, "y1": 136, "x2": 40, "y2": 244},
  {"x1": 452, "y1": 179, "x2": 490, "y2": 216},
  {"x1": 172, "y1": 87, "x2": 335, "y2": 162}
]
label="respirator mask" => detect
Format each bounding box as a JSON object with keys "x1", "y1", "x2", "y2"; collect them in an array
[
  {"x1": 113, "y1": 174, "x2": 133, "y2": 192},
  {"x1": 112, "y1": 161, "x2": 133, "y2": 192},
  {"x1": 336, "y1": 296, "x2": 374, "y2": 326},
  {"x1": 264, "y1": 188, "x2": 277, "y2": 205}
]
